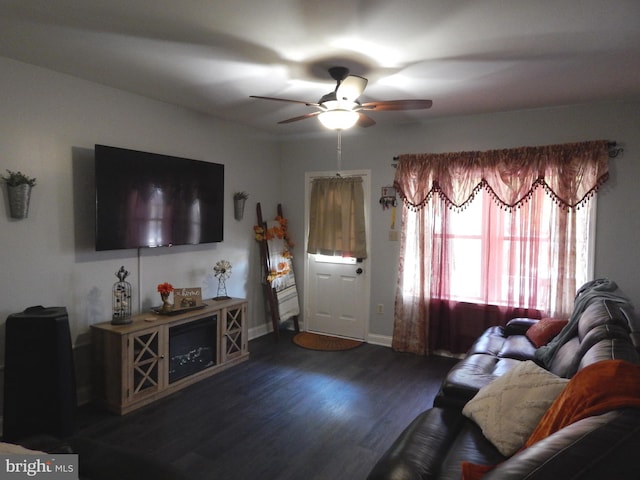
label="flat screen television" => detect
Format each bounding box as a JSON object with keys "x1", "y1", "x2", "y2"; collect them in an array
[{"x1": 95, "y1": 145, "x2": 224, "y2": 251}]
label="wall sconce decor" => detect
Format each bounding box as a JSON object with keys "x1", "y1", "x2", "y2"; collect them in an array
[
  {"x1": 233, "y1": 191, "x2": 249, "y2": 220},
  {"x1": 2, "y1": 169, "x2": 36, "y2": 219}
]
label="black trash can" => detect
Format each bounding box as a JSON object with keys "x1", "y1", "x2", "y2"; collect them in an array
[{"x1": 3, "y1": 306, "x2": 77, "y2": 442}]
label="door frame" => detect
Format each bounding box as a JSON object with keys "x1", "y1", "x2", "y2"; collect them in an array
[{"x1": 303, "y1": 169, "x2": 372, "y2": 341}]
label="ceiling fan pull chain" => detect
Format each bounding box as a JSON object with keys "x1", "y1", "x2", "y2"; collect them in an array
[{"x1": 336, "y1": 130, "x2": 342, "y2": 174}]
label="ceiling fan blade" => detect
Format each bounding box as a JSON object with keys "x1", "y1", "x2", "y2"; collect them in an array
[
  {"x1": 278, "y1": 111, "x2": 321, "y2": 124},
  {"x1": 357, "y1": 113, "x2": 376, "y2": 128},
  {"x1": 361, "y1": 99, "x2": 433, "y2": 111},
  {"x1": 336, "y1": 75, "x2": 368, "y2": 102},
  {"x1": 250, "y1": 95, "x2": 320, "y2": 107}
]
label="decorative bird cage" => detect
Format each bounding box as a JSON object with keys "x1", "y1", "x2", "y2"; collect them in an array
[{"x1": 112, "y1": 266, "x2": 132, "y2": 324}]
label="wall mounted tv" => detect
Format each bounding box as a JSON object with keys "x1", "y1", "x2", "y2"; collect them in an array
[{"x1": 95, "y1": 145, "x2": 224, "y2": 251}]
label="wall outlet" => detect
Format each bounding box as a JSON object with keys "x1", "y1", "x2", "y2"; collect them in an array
[
  {"x1": 377, "y1": 304, "x2": 384, "y2": 314},
  {"x1": 389, "y1": 230, "x2": 399, "y2": 241}
]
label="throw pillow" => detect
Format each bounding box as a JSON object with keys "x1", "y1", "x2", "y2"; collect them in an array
[
  {"x1": 462, "y1": 360, "x2": 568, "y2": 456},
  {"x1": 461, "y1": 461, "x2": 495, "y2": 480},
  {"x1": 526, "y1": 318, "x2": 568, "y2": 348},
  {"x1": 0, "y1": 442, "x2": 43, "y2": 454}
]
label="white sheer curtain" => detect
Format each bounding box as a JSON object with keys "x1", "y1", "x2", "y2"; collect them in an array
[{"x1": 392, "y1": 140, "x2": 609, "y2": 355}]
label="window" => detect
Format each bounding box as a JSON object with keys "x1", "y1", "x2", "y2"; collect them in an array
[
  {"x1": 403, "y1": 187, "x2": 594, "y2": 312},
  {"x1": 392, "y1": 140, "x2": 609, "y2": 355}
]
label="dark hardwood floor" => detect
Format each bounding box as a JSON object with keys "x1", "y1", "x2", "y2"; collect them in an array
[{"x1": 76, "y1": 331, "x2": 457, "y2": 480}]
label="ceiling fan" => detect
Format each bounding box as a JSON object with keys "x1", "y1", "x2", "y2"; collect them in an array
[{"x1": 250, "y1": 66, "x2": 433, "y2": 130}]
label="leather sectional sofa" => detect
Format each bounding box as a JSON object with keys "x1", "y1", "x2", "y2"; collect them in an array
[
  {"x1": 16, "y1": 434, "x2": 189, "y2": 480},
  {"x1": 368, "y1": 279, "x2": 640, "y2": 480}
]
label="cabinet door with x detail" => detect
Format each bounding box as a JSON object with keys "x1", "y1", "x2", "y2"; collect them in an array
[
  {"x1": 126, "y1": 326, "x2": 167, "y2": 404},
  {"x1": 221, "y1": 303, "x2": 247, "y2": 362}
]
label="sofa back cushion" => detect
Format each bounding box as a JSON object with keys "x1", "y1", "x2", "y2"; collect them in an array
[
  {"x1": 579, "y1": 338, "x2": 640, "y2": 370},
  {"x1": 552, "y1": 325, "x2": 637, "y2": 377},
  {"x1": 548, "y1": 337, "x2": 580, "y2": 377},
  {"x1": 577, "y1": 301, "x2": 629, "y2": 341},
  {"x1": 484, "y1": 409, "x2": 640, "y2": 480},
  {"x1": 543, "y1": 299, "x2": 640, "y2": 378},
  {"x1": 603, "y1": 300, "x2": 640, "y2": 351}
]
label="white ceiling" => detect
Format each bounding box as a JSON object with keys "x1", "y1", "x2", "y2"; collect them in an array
[{"x1": 1, "y1": 0, "x2": 639, "y2": 135}]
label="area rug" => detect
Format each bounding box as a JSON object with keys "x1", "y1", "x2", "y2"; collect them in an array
[{"x1": 293, "y1": 332, "x2": 363, "y2": 351}]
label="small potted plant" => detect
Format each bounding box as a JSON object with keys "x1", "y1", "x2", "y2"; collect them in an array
[
  {"x1": 2, "y1": 169, "x2": 37, "y2": 219},
  {"x1": 233, "y1": 191, "x2": 249, "y2": 220},
  {"x1": 157, "y1": 282, "x2": 174, "y2": 313}
]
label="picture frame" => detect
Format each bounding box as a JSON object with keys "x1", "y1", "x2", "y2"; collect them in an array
[
  {"x1": 381, "y1": 186, "x2": 396, "y2": 197},
  {"x1": 173, "y1": 287, "x2": 203, "y2": 309}
]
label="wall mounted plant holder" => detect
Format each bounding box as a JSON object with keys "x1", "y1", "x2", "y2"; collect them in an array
[
  {"x1": 233, "y1": 191, "x2": 248, "y2": 221},
  {"x1": 2, "y1": 170, "x2": 37, "y2": 220},
  {"x1": 8, "y1": 184, "x2": 32, "y2": 219}
]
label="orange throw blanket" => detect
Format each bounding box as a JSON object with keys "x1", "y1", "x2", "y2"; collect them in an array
[
  {"x1": 462, "y1": 360, "x2": 640, "y2": 480},
  {"x1": 524, "y1": 359, "x2": 640, "y2": 447}
]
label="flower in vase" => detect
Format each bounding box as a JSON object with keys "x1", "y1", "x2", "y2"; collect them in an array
[
  {"x1": 157, "y1": 282, "x2": 174, "y2": 296},
  {"x1": 157, "y1": 282, "x2": 174, "y2": 312}
]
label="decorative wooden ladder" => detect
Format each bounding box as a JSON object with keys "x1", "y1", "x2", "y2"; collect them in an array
[{"x1": 256, "y1": 203, "x2": 300, "y2": 340}]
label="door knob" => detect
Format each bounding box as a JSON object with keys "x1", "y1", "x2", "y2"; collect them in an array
[{"x1": 356, "y1": 268, "x2": 363, "y2": 275}]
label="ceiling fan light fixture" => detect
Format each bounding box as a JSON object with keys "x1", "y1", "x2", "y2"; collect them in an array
[
  {"x1": 318, "y1": 109, "x2": 359, "y2": 130},
  {"x1": 251, "y1": 66, "x2": 432, "y2": 128}
]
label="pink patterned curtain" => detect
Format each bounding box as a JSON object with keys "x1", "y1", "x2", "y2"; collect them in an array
[{"x1": 392, "y1": 140, "x2": 610, "y2": 355}]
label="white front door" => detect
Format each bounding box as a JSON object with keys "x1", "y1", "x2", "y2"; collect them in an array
[
  {"x1": 306, "y1": 254, "x2": 367, "y2": 339},
  {"x1": 304, "y1": 170, "x2": 371, "y2": 340}
]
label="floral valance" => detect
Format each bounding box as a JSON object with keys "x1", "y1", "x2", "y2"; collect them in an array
[{"x1": 394, "y1": 140, "x2": 610, "y2": 211}]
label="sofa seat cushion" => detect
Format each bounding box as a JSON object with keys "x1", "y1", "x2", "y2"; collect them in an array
[
  {"x1": 467, "y1": 327, "x2": 507, "y2": 356},
  {"x1": 367, "y1": 408, "x2": 505, "y2": 480},
  {"x1": 436, "y1": 324, "x2": 539, "y2": 410},
  {"x1": 366, "y1": 407, "x2": 466, "y2": 480},
  {"x1": 435, "y1": 355, "x2": 522, "y2": 409},
  {"x1": 495, "y1": 335, "x2": 537, "y2": 360},
  {"x1": 462, "y1": 361, "x2": 569, "y2": 456},
  {"x1": 467, "y1": 327, "x2": 537, "y2": 360},
  {"x1": 435, "y1": 421, "x2": 506, "y2": 480}
]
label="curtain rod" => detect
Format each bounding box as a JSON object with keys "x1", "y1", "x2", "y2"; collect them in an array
[{"x1": 392, "y1": 141, "x2": 623, "y2": 166}]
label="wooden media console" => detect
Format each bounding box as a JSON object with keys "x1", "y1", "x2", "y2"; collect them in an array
[{"x1": 91, "y1": 298, "x2": 248, "y2": 415}]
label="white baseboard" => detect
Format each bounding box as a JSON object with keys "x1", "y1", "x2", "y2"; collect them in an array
[
  {"x1": 250, "y1": 324, "x2": 393, "y2": 349},
  {"x1": 366, "y1": 333, "x2": 392, "y2": 347},
  {"x1": 248, "y1": 318, "x2": 301, "y2": 340},
  {"x1": 248, "y1": 323, "x2": 272, "y2": 340}
]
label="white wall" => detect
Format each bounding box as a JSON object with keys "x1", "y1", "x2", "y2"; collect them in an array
[
  {"x1": 2, "y1": 55, "x2": 638, "y2": 354},
  {"x1": 279, "y1": 100, "x2": 640, "y2": 340},
  {"x1": 0, "y1": 57, "x2": 281, "y2": 355}
]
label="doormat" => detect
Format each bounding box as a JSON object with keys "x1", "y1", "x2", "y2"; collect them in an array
[{"x1": 293, "y1": 332, "x2": 363, "y2": 351}]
